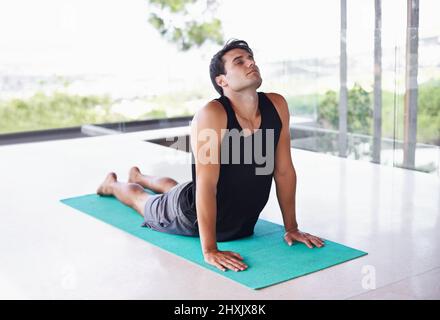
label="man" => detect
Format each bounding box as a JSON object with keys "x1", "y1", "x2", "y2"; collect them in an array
[{"x1": 97, "y1": 39, "x2": 324, "y2": 272}]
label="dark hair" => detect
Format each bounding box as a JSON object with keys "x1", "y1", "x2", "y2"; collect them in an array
[{"x1": 209, "y1": 39, "x2": 254, "y2": 96}]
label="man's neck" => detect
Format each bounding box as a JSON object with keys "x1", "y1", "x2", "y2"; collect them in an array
[{"x1": 224, "y1": 90, "x2": 259, "y2": 120}]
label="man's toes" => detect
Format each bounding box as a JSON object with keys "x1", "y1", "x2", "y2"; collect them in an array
[
  {"x1": 128, "y1": 167, "x2": 141, "y2": 182},
  {"x1": 97, "y1": 172, "x2": 117, "y2": 195},
  {"x1": 108, "y1": 172, "x2": 117, "y2": 181}
]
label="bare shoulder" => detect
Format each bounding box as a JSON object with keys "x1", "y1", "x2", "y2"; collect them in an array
[
  {"x1": 264, "y1": 92, "x2": 289, "y2": 120},
  {"x1": 192, "y1": 99, "x2": 227, "y2": 130}
]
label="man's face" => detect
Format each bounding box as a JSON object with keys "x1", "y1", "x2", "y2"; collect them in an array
[{"x1": 216, "y1": 48, "x2": 262, "y2": 93}]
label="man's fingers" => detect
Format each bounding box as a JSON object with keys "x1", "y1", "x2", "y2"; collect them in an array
[
  {"x1": 205, "y1": 251, "x2": 248, "y2": 272},
  {"x1": 220, "y1": 257, "x2": 244, "y2": 272},
  {"x1": 225, "y1": 252, "x2": 248, "y2": 270},
  {"x1": 228, "y1": 251, "x2": 244, "y2": 260},
  {"x1": 213, "y1": 261, "x2": 226, "y2": 272},
  {"x1": 302, "y1": 237, "x2": 313, "y2": 248},
  {"x1": 310, "y1": 235, "x2": 325, "y2": 246},
  {"x1": 223, "y1": 255, "x2": 247, "y2": 270},
  {"x1": 316, "y1": 237, "x2": 325, "y2": 246},
  {"x1": 284, "y1": 231, "x2": 325, "y2": 248},
  {"x1": 309, "y1": 237, "x2": 324, "y2": 248},
  {"x1": 210, "y1": 257, "x2": 230, "y2": 272},
  {"x1": 284, "y1": 236, "x2": 294, "y2": 246}
]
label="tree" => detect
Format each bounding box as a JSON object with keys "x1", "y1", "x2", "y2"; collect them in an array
[
  {"x1": 348, "y1": 83, "x2": 373, "y2": 134},
  {"x1": 417, "y1": 79, "x2": 440, "y2": 145},
  {"x1": 147, "y1": 0, "x2": 224, "y2": 51},
  {"x1": 318, "y1": 83, "x2": 373, "y2": 135},
  {"x1": 318, "y1": 90, "x2": 339, "y2": 129}
]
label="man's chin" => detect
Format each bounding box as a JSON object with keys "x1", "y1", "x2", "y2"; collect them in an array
[
  {"x1": 254, "y1": 78, "x2": 263, "y2": 89},
  {"x1": 233, "y1": 79, "x2": 263, "y2": 92}
]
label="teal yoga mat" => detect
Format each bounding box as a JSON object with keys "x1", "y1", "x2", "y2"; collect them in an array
[{"x1": 60, "y1": 193, "x2": 367, "y2": 289}]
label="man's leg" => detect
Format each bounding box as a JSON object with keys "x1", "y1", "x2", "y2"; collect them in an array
[
  {"x1": 97, "y1": 172, "x2": 149, "y2": 217},
  {"x1": 128, "y1": 166, "x2": 178, "y2": 194}
]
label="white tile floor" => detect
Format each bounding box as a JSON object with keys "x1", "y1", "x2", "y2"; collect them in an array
[{"x1": 0, "y1": 127, "x2": 439, "y2": 299}]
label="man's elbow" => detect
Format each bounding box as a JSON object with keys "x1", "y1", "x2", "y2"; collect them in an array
[{"x1": 274, "y1": 166, "x2": 296, "y2": 182}]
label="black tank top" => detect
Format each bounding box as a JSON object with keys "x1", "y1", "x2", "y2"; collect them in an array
[{"x1": 179, "y1": 92, "x2": 282, "y2": 241}]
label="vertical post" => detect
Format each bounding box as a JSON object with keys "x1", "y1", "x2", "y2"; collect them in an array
[
  {"x1": 373, "y1": 0, "x2": 382, "y2": 164},
  {"x1": 339, "y1": 0, "x2": 348, "y2": 158},
  {"x1": 403, "y1": 0, "x2": 419, "y2": 169}
]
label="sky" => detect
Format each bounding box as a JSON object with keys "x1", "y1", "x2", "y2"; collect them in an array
[{"x1": 0, "y1": 0, "x2": 438, "y2": 77}]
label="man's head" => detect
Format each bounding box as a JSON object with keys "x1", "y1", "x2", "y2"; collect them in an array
[{"x1": 209, "y1": 39, "x2": 262, "y2": 96}]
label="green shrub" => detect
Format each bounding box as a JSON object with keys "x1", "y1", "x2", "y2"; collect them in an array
[
  {"x1": 317, "y1": 83, "x2": 373, "y2": 135},
  {"x1": 315, "y1": 80, "x2": 440, "y2": 145},
  {"x1": 0, "y1": 91, "x2": 125, "y2": 134}
]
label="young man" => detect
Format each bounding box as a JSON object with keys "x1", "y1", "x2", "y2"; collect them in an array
[{"x1": 97, "y1": 39, "x2": 324, "y2": 272}]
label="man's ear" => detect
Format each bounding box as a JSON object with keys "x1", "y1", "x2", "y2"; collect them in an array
[{"x1": 215, "y1": 75, "x2": 227, "y2": 89}]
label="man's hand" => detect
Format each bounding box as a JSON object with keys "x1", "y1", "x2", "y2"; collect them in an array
[
  {"x1": 203, "y1": 249, "x2": 248, "y2": 272},
  {"x1": 284, "y1": 230, "x2": 325, "y2": 248}
]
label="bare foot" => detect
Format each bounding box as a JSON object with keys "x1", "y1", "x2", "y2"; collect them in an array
[
  {"x1": 128, "y1": 166, "x2": 142, "y2": 184},
  {"x1": 96, "y1": 172, "x2": 117, "y2": 196}
]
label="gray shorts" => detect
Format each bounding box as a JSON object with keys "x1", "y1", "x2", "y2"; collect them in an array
[{"x1": 142, "y1": 181, "x2": 198, "y2": 237}]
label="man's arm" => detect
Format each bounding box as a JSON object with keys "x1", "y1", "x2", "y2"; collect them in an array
[
  {"x1": 190, "y1": 101, "x2": 248, "y2": 271},
  {"x1": 266, "y1": 93, "x2": 325, "y2": 248}
]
